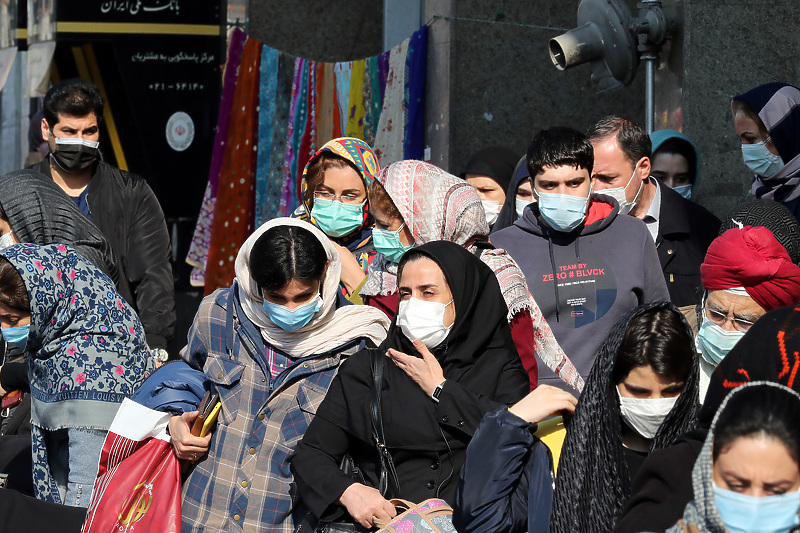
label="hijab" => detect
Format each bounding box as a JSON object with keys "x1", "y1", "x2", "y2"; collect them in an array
[
  {"x1": 650, "y1": 129, "x2": 701, "y2": 197},
  {"x1": 460, "y1": 146, "x2": 519, "y2": 193},
  {"x1": 1, "y1": 243, "x2": 152, "y2": 432},
  {"x1": 718, "y1": 198, "x2": 800, "y2": 264},
  {"x1": 552, "y1": 302, "x2": 700, "y2": 533},
  {"x1": 733, "y1": 82, "x2": 800, "y2": 203},
  {"x1": 492, "y1": 155, "x2": 530, "y2": 234},
  {"x1": 234, "y1": 218, "x2": 390, "y2": 357},
  {"x1": 361, "y1": 160, "x2": 489, "y2": 297}
]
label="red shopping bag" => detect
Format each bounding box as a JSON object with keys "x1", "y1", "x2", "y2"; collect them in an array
[{"x1": 81, "y1": 399, "x2": 182, "y2": 533}]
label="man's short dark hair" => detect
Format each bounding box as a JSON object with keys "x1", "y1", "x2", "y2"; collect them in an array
[
  {"x1": 586, "y1": 116, "x2": 652, "y2": 166},
  {"x1": 526, "y1": 127, "x2": 594, "y2": 178},
  {"x1": 42, "y1": 78, "x2": 104, "y2": 129}
]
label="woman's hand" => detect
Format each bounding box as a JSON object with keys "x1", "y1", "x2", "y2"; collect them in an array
[
  {"x1": 168, "y1": 411, "x2": 212, "y2": 461},
  {"x1": 337, "y1": 483, "x2": 397, "y2": 529},
  {"x1": 330, "y1": 241, "x2": 367, "y2": 295},
  {"x1": 508, "y1": 384, "x2": 578, "y2": 424},
  {"x1": 387, "y1": 339, "x2": 445, "y2": 397}
]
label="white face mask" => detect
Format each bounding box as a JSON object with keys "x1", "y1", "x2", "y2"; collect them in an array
[
  {"x1": 616, "y1": 387, "x2": 678, "y2": 439},
  {"x1": 481, "y1": 199, "x2": 501, "y2": 226},
  {"x1": 0, "y1": 232, "x2": 14, "y2": 250},
  {"x1": 515, "y1": 197, "x2": 531, "y2": 219},
  {"x1": 396, "y1": 297, "x2": 454, "y2": 349},
  {"x1": 601, "y1": 162, "x2": 643, "y2": 215}
]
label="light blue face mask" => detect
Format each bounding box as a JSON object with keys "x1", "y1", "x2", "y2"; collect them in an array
[
  {"x1": 742, "y1": 139, "x2": 784, "y2": 178},
  {"x1": 695, "y1": 319, "x2": 744, "y2": 366},
  {"x1": 672, "y1": 183, "x2": 692, "y2": 199},
  {"x1": 262, "y1": 295, "x2": 322, "y2": 332},
  {"x1": 713, "y1": 484, "x2": 800, "y2": 533},
  {"x1": 373, "y1": 223, "x2": 413, "y2": 264},
  {"x1": 2, "y1": 325, "x2": 30, "y2": 350},
  {"x1": 536, "y1": 190, "x2": 590, "y2": 233},
  {"x1": 310, "y1": 198, "x2": 365, "y2": 238},
  {"x1": 515, "y1": 197, "x2": 531, "y2": 219}
]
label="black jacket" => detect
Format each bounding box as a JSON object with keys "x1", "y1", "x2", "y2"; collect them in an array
[
  {"x1": 34, "y1": 159, "x2": 175, "y2": 349},
  {"x1": 656, "y1": 185, "x2": 721, "y2": 307}
]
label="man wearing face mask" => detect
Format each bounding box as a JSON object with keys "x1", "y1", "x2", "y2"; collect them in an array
[
  {"x1": 695, "y1": 226, "x2": 800, "y2": 400},
  {"x1": 588, "y1": 117, "x2": 720, "y2": 310},
  {"x1": 492, "y1": 127, "x2": 669, "y2": 394},
  {"x1": 30, "y1": 78, "x2": 175, "y2": 362}
]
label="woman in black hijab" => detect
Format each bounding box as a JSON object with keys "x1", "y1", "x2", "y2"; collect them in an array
[{"x1": 292, "y1": 241, "x2": 529, "y2": 529}]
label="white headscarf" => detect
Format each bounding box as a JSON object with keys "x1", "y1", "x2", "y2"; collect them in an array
[{"x1": 235, "y1": 218, "x2": 390, "y2": 357}]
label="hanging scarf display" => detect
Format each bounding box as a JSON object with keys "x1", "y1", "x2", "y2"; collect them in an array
[{"x1": 187, "y1": 26, "x2": 428, "y2": 294}]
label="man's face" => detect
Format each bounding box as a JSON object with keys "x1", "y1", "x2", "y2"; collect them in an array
[
  {"x1": 533, "y1": 164, "x2": 593, "y2": 198},
  {"x1": 41, "y1": 112, "x2": 100, "y2": 153},
  {"x1": 591, "y1": 135, "x2": 650, "y2": 204}
]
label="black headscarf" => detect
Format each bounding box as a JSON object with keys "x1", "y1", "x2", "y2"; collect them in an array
[
  {"x1": 700, "y1": 305, "x2": 800, "y2": 427},
  {"x1": 0, "y1": 169, "x2": 125, "y2": 297},
  {"x1": 552, "y1": 302, "x2": 700, "y2": 533},
  {"x1": 491, "y1": 155, "x2": 530, "y2": 234},
  {"x1": 718, "y1": 197, "x2": 800, "y2": 264},
  {"x1": 460, "y1": 146, "x2": 519, "y2": 193}
]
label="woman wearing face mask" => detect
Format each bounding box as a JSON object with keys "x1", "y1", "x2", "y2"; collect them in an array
[
  {"x1": 667, "y1": 382, "x2": 800, "y2": 533},
  {"x1": 460, "y1": 146, "x2": 520, "y2": 231},
  {"x1": 362, "y1": 159, "x2": 572, "y2": 391},
  {"x1": 167, "y1": 218, "x2": 390, "y2": 532},
  {"x1": 732, "y1": 82, "x2": 800, "y2": 224},
  {"x1": 291, "y1": 241, "x2": 529, "y2": 529},
  {"x1": 550, "y1": 302, "x2": 699, "y2": 533},
  {"x1": 0, "y1": 243, "x2": 153, "y2": 507},
  {"x1": 650, "y1": 130, "x2": 700, "y2": 201},
  {"x1": 295, "y1": 137, "x2": 381, "y2": 302},
  {"x1": 695, "y1": 226, "x2": 800, "y2": 400},
  {"x1": 491, "y1": 156, "x2": 535, "y2": 234}
]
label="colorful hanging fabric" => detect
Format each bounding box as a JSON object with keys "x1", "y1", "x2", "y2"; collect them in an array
[
  {"x1": 362, "y1": 55, "x2": 383, "y2": 147},
  {"x1": 404, "y1": 25, "x2": 428, "y2": 160},
  {"x1": 186, "y1": 27, "x2": 246, "y2": 287},
  {"x1": 333, "y1": 61, "x2": 352, "y2": 135},
  {"x1": 345, "y1": 59, "x2": 366, "y2": 140},
  {"x1": 373, "y1": 38, "x2": 409, "y2": 165},
  {"x1": 316, "y1": 62, "x2": 334, "y2": 147},
  {"x1": 296, "y1": 61, "x2": 317, "y2": 202},
  {"x1": 203, "y1": 37, "x2": 261, "y2": 295},
  {"x1": 265, "y1": 53, "x2": 293, "y2": 219},
  {"x1": 254, "y1": 45, "x2": 279, "y2": 228}
]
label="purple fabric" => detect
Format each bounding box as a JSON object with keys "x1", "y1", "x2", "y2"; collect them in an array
[
  {"x1": 378, "y1": 50, "x2": 390, "y2": 102},
  {"x1": 403, "y1": 25, "x2": 428, "y2": 160}
]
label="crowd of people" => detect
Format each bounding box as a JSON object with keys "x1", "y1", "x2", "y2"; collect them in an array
[{"x1": 1, "y1": 75, "x2": 800, "y2": 533}]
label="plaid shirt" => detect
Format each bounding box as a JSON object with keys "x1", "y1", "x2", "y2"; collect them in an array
[{"x1": 180, "y1": 286, "x2": 363, "y2": 532}]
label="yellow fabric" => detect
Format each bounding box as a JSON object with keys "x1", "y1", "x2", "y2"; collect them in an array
[
  {"x1": 345, "y1": 59, "x2": 366, "y2": 139},
  {"x1": 535, "y1": 416, "x2": 567, "y2": 475}
]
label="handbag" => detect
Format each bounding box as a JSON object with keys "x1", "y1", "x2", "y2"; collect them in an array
[{"x1": 374, "y1": 499, "x2": 455, "y2": 533}]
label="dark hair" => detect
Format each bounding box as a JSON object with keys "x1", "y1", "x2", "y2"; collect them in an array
[
  {"x1": 713, "y1": 384, "x2": 800, "y2": 465},
  {"x1": 303, "y1": 152, "x2": 363, "y2": 208},
  {"x1": 42, "y1": 79, "x2": 104, "y2": 130},
  {"x1": 612, "y1": 307, "x2": 694, "y2": 385},
  {"x1": 249, "y1": 225, "x2": 327, "y2": 292},
  {"x1": 652, "y1": 138, "x2": 698, "y2": 183},
  {"x1": 0, "y1": 257, "x2": 29, "y2": 312},
  {"x1": 397, "y1": 249, "x2": 434, "y2": 283},
  {"x1": 526, "y1": 127, "x2": 594, "y2": 178},
  {"x1": 587, "y1": 116, "x2": 652, "y2": 166}
]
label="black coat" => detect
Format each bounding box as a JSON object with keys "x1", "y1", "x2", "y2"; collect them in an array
[
  {"x1": 656, "y1": 185, "x2": 721, "y2": 307},
  {"x1": 33, "y1": 159, "x2": 175, "y2": 349}
]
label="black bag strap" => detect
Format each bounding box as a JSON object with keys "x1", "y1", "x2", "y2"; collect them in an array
[{"x1": 368, "y1": 348, "x2": 401, "y2": 498}]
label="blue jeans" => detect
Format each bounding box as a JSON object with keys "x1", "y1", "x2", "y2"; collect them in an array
[{"x1": 45, "y1": 427, "x2": 106, "y2": 507}]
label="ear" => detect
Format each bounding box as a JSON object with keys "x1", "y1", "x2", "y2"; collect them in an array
[
  {"x1": 40, "y1": 117, "x2": 51, "y2": 142},
  {"x1": 638, "y1": 157, "x2": 652, "y2": 181}
]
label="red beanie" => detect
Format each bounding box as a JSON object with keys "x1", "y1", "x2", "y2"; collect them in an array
[{"x1": 701, "y1": 226, "x2": 800, "y2": 311}]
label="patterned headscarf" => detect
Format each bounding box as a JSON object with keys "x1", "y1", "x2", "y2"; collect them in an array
[{"x1": 361, "y1": 160, "x2": 489, "y2": 296}]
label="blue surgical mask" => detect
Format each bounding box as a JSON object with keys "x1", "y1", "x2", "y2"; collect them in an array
[
  {"x1": 696, "y1": 319, "x2": 744, "y2": 366},
  {"x1": 672, "y1": 183, "x2": 692, "y2": 199},
  {"x1": 515, "y1": 198, "x2": 531, "y2": 219},
  {"x1": 536, "y1": 190, "x2": 590, "y2": 233},
  {"x1": 601, "y1": 162, "x2": 642, "y2": 215},
  {"x1": 310, "y1": 198, "x2": 365, "y2": 238},
  {"x1": 742, "y1": 139, "x2": 784, "y2": 178},
  {"x1": 373, "y1": 223, "x2": 413, "y2": 264},
  {"x1": 262, "y1": 295, "x2": 322, "y2": 332},
  {"x1": 713, "y1": 484, "x2": 800, "y2": 533},
  {"x1": 2, "y1": 325, "x2": 30, "y2": 350}
]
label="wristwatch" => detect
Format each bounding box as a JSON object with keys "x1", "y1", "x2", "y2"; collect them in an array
[
  {"x1": 431, "y1": 380, "x2": 446, "y2": 403},
  {"x1": 151, "y1": 348, "x2": 169, "y2": 364}
]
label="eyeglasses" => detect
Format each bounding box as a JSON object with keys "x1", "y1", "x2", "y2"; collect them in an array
[
  {"x1": 313, "y1": 190, "x2": 364, "y2": 205},
  {"x1": 702, "y1": 306, "x2": 757, "y2": 332}
]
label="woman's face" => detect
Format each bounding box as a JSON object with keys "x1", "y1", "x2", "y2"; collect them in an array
[
  {"x1": 0, "y1": 301, "x2": 30, "y2": 328},
  {"x1": 516, "y1": 178, "x2": 534, "y2": 202},
  {"x1": 651, "y1": 152, "x2": 692, "y2": 188},
  {"x1": 398, "y1": 258, "x2": 455, "y2": 328},
  {"x1": 370, "y1": 203, "x2": 415, "y2": 247},
  {"x1": 0, "y1": 219, "x2": 18, "y2": 244},
  {"x1": 734, "y1": 109, "x2": 780, "y2": 156},
  {"x1": 714, "y1": 435, "x2": 800, "y2": 497},
  {"x1": 617, "y1": 365, "x2": 684, "y2": 399},
  {"x1": 314, "y1": 166, "x2": 366, "y2": 206},
  {"x1": 465, "y1": 174, "x2": 506, "y2": 204},
  {"x1": 262, "y1": 278, "x2": 321, "y2": 310}
]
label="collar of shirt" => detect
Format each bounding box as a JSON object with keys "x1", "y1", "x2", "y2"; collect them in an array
[{"x1": 642, "y1": 178, "x2": 661, "y2": 242}]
